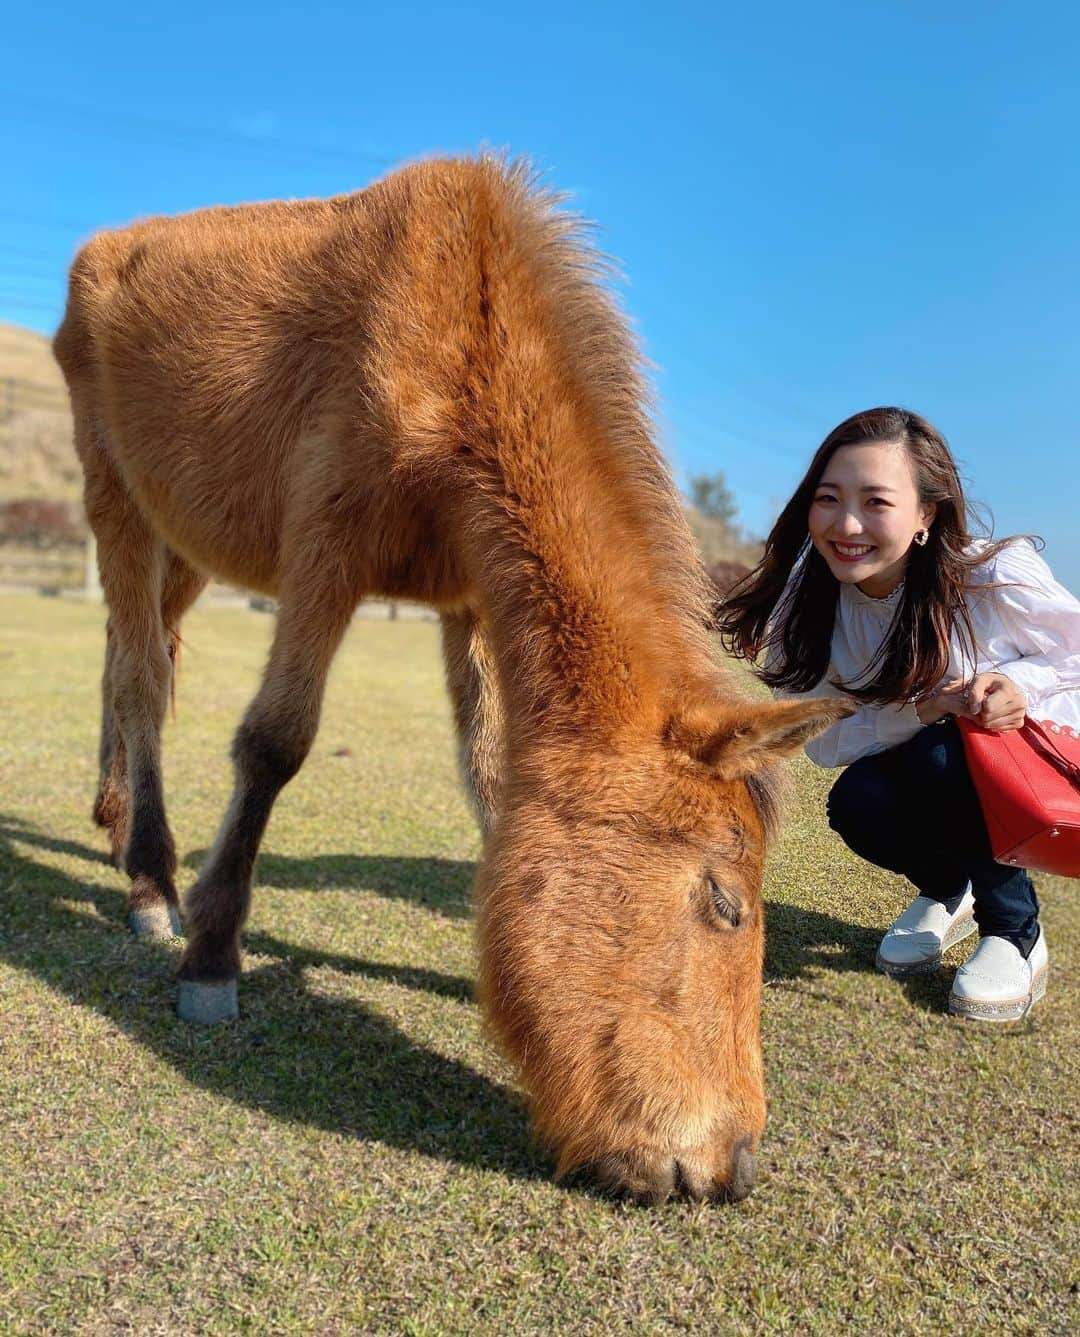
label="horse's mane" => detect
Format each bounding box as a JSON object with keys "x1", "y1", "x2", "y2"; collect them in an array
[{"x1": 471, "y1": 155, "x2": 716, "y2": 653}]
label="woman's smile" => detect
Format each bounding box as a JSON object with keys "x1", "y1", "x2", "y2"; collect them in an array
[{"x1": 829, "y1": 541, "x2": 876, "y2": 563}]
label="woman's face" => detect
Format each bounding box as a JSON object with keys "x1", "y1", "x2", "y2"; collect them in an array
[{"x1": 807, "y1": 440, "x2": 935, "y2": 597}]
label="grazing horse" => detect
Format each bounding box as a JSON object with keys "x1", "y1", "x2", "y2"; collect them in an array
[{"x1": 54, "y1": 158, "x2": 845, "y2": 1203}]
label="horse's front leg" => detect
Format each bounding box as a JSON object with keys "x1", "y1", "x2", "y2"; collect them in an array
[
  {"x1": 92, "y1": 617, "x2": 129, "y2": 870},
  {"x1": 85, "y1": 455, "x2": 182, "y2": 938},
  {"x1": 93, "y1": 549, "x2": 207, "y2": 872},
  {"x1": 177, "y1": 578, "x2": 357, "y2": 1022},
  {"x1": 440, "y1": 607, "x2": 503, "y2": 839}
]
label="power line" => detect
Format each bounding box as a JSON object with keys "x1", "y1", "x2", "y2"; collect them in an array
[
  {"x1": 640, "y1": 291, "x2": 826, "y2": 434},
  {"x1": 0, "y1": 267, "x2": 65, "y2": 287},
  {"x1": 0, "y1": 88, "x2": 399, "y2": 176},
  {"x1": 0, "y1": 295, "x2": 59, "y2": 313},
  {"x1": 0, "y1": 244, "x2": 77, "y2": 265},
  {"x1": 661, "y1": 400, "x2": 808, "y2": 468},
  {"x1": 0, "y1": 210, "x2": 97, "y2": 232}
]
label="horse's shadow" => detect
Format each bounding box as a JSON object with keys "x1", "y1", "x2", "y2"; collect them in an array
[
  {"x1": 0, "y1": 812, "x2": 937, "y2": 1185},
  {"x1": 0, "y1": 814, "x2": 544, "y2": 1184},
  {"x1": 181, "y1": 848, "x2": 474, "y2": 919}
]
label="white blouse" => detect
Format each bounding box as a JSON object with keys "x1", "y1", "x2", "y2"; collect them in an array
[{"x1": 776, "y1": 539, "x2": 1080, "y2": 768}]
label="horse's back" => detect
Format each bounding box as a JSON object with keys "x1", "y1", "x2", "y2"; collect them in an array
[
  {"x1": 54, "y1": 185, "x2": 406, "y2": 591},
  {"x1": 51, "y1": 157, "x2": 642, "y2": 603}
]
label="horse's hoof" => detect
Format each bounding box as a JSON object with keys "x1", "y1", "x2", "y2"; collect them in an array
[
  {"x1": 130, "y1": 903, "x2": 184, "y2": 938},
  {"x1": 177, "y1": 978, "x2": 239, "y2": 1024}
]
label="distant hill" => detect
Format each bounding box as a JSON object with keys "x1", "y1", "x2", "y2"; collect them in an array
[
  {"x1": 0, "y1": 321, "x2": 79, "y2": 500},
  {"x1": 0, "y1": 320, "x2": 764, "y2": 579},
  {"x1": 0, "y1": 320, "x2": 66, "y2": 389},
  {"x1": 683, "y1": 506, "x2": 761, "y2": 570}
]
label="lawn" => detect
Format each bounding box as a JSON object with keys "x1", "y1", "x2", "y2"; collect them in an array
[{"x1": 0, "y1": 594, "x2": 1076, "y2": 1334}]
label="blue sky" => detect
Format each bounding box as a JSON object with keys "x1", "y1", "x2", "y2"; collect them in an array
[{"x1": 3, "y1": 1, "x2": 1078, "y2": 588}]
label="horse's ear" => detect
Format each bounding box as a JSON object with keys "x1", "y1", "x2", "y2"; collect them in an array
[{"x1": 668, "y1": 698, "x2": 854, "y2": 780}]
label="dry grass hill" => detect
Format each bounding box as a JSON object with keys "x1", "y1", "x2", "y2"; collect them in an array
[
  {"x1": 0, "y1": 321, "x2": 79, "y2": 500},
  {"x1": 0, "y1": 319, "x2": 758, "y2": 576},
  {"x1": 0, "y1": 320, "x2": 65, "y2": 388}
]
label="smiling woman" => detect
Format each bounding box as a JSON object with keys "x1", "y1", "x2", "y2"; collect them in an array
[
  {"x1": 808, "y1": 443, "x2": 934, "y2": 598},
  {"x1": 717, "y1": 406, "x2": 1080, "y2": 1023}
]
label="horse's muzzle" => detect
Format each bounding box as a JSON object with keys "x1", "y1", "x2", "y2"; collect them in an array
[{"x1": 588, "y1": 1138, "x2": 758, "y2": 1205}]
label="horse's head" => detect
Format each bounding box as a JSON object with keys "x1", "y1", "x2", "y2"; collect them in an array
[{"x1": 475, "y1": 695, "x2": 848, "y2": 1203}]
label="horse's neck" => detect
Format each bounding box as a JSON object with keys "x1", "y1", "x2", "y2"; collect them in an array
[{"x1": 466, "y1": 446, "x2": 714, "y2": 741}]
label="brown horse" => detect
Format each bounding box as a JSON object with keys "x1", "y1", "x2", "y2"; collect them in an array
[{"x1": 54, "y1": 157, "x2": 845, "y2": 1203}]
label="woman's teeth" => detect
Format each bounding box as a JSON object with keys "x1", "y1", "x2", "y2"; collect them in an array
[{"x1": 832, "y1": 543, "x2": 874, "y2": 558}]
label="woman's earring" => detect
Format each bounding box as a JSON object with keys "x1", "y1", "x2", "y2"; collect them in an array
[{"x1": 914, "y1": 529, "x2": 930, "y2": 546}]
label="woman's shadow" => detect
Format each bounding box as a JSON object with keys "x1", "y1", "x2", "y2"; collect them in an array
[{"x1": 764, "y1": 892, "x2": 959, "y2": 1013}]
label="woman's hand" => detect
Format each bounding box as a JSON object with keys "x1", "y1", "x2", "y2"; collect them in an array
[
  {"x1": 965, "y1": 672, "x2": 1027, "y2": 732},
  {"x1": 915, "y1": 678, "x2": 971, "y2": 725},
  {"x1": 916, "y1": 673, "x2": 1027, "y2": 731}
]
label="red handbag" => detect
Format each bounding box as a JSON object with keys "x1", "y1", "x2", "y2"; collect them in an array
[{"x1": 957, "y1": 716, "x2": 1080, "y2": 877}]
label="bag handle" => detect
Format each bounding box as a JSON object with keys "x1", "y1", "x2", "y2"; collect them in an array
[{"x1": 1022, "y1": 719, "x2": 1080, "y2": 785}]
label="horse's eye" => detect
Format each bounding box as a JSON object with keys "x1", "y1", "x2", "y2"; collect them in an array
[{"x1": 707, "y1": 877, "x2": 742, "y2": 928}]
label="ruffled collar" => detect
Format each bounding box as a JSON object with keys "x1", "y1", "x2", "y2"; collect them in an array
[{"x1": 844, "y1": 578, "x2": 906, "y2": 613}]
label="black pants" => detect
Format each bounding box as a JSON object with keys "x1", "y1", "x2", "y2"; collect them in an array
[{"x1": 827, "y1": 719, "x2": 1039, "y2": 951}]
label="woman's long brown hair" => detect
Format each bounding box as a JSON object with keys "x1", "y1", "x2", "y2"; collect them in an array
[{"x1": 716, "y1": 407, "x2": 1030, "y2": 705}]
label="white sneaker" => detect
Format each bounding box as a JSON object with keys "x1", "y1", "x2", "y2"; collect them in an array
[
  {"x1": 948, "y1": 926, "x2": 1048, "y2": 1022},
  {"x1": 875, "y1": 887, "x2": 977, "y2": 977}
]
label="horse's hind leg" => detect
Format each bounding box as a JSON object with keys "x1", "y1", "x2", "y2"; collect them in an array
[
  {"x1": 93, "y1": 549, "x2": 206, "y2": 870},
  {"x1": 177, "y1": 577, "x2": 357, "y2": 1022},
  {"x1": 85, "y1": 455, "x2": 183, "y2": 937},
  {"x1": 440, "y1": 608, "x2": 503, "y2": 838}
]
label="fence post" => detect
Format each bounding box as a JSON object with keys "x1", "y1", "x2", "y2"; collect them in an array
[{"x1": 84, "y1": 532, "x2": 102, "y2": 602}]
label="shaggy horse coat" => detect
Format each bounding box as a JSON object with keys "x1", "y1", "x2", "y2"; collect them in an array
[{"x1": 54, "y1": 158, "x2": 845, "y2": 1202}]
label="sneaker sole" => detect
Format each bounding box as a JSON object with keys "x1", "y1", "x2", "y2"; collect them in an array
[
  {"x1": 875, "y1": 911, "x2": 977, "y2": 979},
  {"x1": 947, "y1": 964, "x2": 1048, "y2": 1023}
]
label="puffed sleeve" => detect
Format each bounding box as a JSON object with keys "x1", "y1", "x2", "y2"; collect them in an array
[
  {"x1": 984, "y1": 541, "x2": 1080, "y2": 708},
  {"x1": 800, "y1": 686, "x2": 922, "y2": 768},
  {"x1": 763, "y1": 570, "x2": 925, "y2": 767},
  {"x1": 770, "y1": 656, "x2": 923, "y2": 768}
]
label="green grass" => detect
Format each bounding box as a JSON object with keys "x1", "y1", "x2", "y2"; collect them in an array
[{"x1": 0, "y1": 594, "x2": 1076, "y2": 1334}]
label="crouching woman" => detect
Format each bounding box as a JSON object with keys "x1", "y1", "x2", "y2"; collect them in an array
[{"x1": 717, "y1": 407, "x2": 1080, "y2": 1021}]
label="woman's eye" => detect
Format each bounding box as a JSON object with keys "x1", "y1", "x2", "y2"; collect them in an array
[{"x1": 708, "y1": 877, "x2": 742, "y2": 928}]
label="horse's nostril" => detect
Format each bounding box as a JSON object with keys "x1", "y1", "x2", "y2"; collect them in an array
[{"x1": 728, "y1": 1137, "x2": 757, "y2": 1201}]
